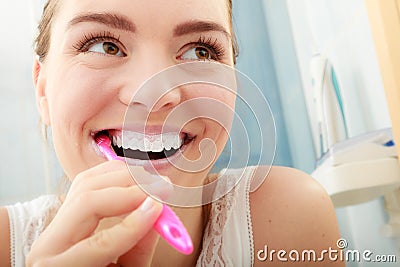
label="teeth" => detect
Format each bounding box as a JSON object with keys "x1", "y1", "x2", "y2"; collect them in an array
[{"x1": 112, "y1": 132, "x2": 183, "y2": 152}]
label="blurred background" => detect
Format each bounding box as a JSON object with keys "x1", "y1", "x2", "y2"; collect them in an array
[{"x1": 0, "y1": 0, "x2": 398, "y2": 265}]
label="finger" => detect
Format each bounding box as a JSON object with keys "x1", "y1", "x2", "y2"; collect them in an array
[
  {"x1": 49, "y1": 197, "x2": 163, "y2": 267},
  {"x1": 67, "y1": 169, "x2": 135, "y2": 200},
  {"x1": 70, "y1": 161, "x2": 130, "y2": 191},
  {"x1": 50, "y1": 178, "x2": 172, "y2": 247},
  {"x1": 36, "y1": 186, "x2": 147, "y2": 256},
  {"x1": 49, "y1": 186, "x2": 147, "y2": 245},
  {"x1": 69, "y1": 164, "x2": 164, "y2": 197},
  {"x1": 68, "y1": 165, "x2": 172, "y2": 202},
  {"x1": 78, "y1": 160, "x2": 127, "y2": 177}
]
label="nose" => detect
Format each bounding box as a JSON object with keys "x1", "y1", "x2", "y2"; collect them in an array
[
  {"x1": 128, "y1": 85, "x2": 182, "y2": 113},
  {"x1": 118, "y1": 54, "x2": 182, "y2": 113}
]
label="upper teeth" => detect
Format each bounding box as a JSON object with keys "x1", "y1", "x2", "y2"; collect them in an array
[{"x1": 112, "y1": 132, "x2": 183, "y2": 152}]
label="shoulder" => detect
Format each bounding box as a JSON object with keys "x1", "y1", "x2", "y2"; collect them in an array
[
  {"x1": 0, "y1": 207, "x2": 11, "y2": 266},
  {"x1": 249, "y1": 166, "x2": 333, "y2": 211},
  {"x1": 249, "y1": 166, "x2": 344, "y2": 266}
]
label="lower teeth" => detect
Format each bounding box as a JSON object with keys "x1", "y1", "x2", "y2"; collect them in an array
[{"x1": 112, "y1": 145, "x2": 179, "y2": 160}]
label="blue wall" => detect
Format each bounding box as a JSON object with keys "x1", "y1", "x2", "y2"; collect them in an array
[{"x1": 231, "y1": 0, "x2": 294, "y2": 168}]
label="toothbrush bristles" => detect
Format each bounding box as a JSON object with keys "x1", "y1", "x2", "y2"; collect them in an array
[{"x1": 95, "y1": 133, "x2": 111, "y2": 146}]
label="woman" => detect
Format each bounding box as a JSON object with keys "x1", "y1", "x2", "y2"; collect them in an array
[{"x1": 0, "y1": 0, "x2": 343, "y2": 266}]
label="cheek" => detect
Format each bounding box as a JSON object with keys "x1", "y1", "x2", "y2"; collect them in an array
[
  {"x1": 184, "y1": 83, "x2": 235, "y2": 144},
  {"x1": 187, "y1": 83, "x2": 236, "y2": 125},
  {"x1": 47, "y1": 67, "x2": 114, "y2": 129},
  {"x1": 185, "y1": 83, "x2": 236, "y2": 106},
  {"x1": 44, "y1": 66, "x2": 115, "y2": 177}
]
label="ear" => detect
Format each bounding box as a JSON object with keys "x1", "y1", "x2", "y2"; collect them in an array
[{"x1": 33, "y1": 58, "x2": 50, "y2": 126}]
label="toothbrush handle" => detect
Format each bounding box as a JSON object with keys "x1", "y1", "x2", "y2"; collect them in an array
[{"x1": 154, "y1": 204, "x2": 194, "y2": 255}]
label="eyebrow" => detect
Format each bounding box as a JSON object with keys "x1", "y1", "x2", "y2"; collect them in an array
[
  {"x1": 173, "y1": 20, "x2": 231, "y2": 40},
  {"x1": 68, "y1": 12, "x2": 136, "y2": 32},
  {"x1": 67, "y1": 13, "x2": 231, "y2": 40}
]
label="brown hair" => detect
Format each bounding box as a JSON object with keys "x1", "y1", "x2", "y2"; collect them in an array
[
  {"x1": 226, "y1": 0, "x2": 239, "y2": 63},
  {"x1": 34, "y1": 0, "x2": 60, "y2": 62},
  {"x1": 35, "y1": 0, "x2": 239, "y2": 63}
]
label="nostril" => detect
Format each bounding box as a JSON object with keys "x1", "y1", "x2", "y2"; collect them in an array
[
  {"x1": 150, "y1": 90, "x2": 182, "y2": 112},
  {"x1": 128, "y1": 100, "x2": 151, "y2": 110}
]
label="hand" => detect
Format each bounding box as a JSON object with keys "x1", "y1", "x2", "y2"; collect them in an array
[{"x1": 26, "y1": 161, "x2": 170, "y2": 267}]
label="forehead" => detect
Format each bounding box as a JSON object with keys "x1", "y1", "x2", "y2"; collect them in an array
[{"x1": 55, "y1": 0, "x2": 230, "y2": 33}]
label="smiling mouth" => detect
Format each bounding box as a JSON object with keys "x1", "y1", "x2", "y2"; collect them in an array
[{"x1": 95, "y1": 130, "x2": 194, "y2": 161}]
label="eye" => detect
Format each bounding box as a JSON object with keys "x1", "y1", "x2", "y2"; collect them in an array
[
  {"x1": 88, "y1": 41, "x2": 124, "y2": 56},
  {"x1": 178, "y1": 37, "x2": 226, "y2": 61},
  {"x1": 181, "y1": 47, "x2": 213, "y2": 61},
  {"x1": 74, "y1": 31, "x2": 127, "y2": 57}
]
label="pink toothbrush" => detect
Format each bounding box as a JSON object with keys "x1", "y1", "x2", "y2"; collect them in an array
[{"x1": 95, "y1": 134, "x2": 194, "y2": 255}]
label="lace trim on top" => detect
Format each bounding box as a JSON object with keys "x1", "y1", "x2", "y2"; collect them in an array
[
  {"x1": 196, "y1": 167, "x2": 256, "y2": 267},
  {"x1": 9, "y1": 209, "x2": 15, "y2": 267},
  {"x1": 246, "y1": 170, "x2": 255, "y2": 265},
  {"x1": 23, "y1": 197, "x2": 61, "y2": 255},
  {"x1": 201, "y1": 178, "x2": 237, "y2": 266}
]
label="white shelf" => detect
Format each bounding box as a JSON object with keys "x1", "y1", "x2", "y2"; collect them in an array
[{"x1": 312, "y1": 129, "x2": 400, "y2": 207}]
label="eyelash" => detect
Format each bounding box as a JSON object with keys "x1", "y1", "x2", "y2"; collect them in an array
[
  {"x1": 73, "y1": 31, "x2": 123, "y2": 53},
  {"x1": 187, "y1": 36, "x2": 226, "y2": 60},
  {"x1": 72, "y1": 32, "x2": 226, "y2": 60}
]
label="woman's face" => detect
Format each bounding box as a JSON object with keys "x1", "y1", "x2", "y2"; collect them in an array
[{"x1": 36, "y1": 0, "x2": 235, "y2": 185}]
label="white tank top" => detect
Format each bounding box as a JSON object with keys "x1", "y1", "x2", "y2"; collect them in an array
[
  {"x1": 6, "y1": 194, "x2": 61, "y2": 267},
  {"x1": 6, "y1": 167, "x2": 256, "y2": 267}
]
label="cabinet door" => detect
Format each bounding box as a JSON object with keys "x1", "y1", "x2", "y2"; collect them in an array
[{"x1": 366, "y1": 0, "x2": 400, "y2": 157}]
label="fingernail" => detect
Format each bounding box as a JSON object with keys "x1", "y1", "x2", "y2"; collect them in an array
[{"x1": 140, "y1": 197, "x2": 156, "y2": 212}]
